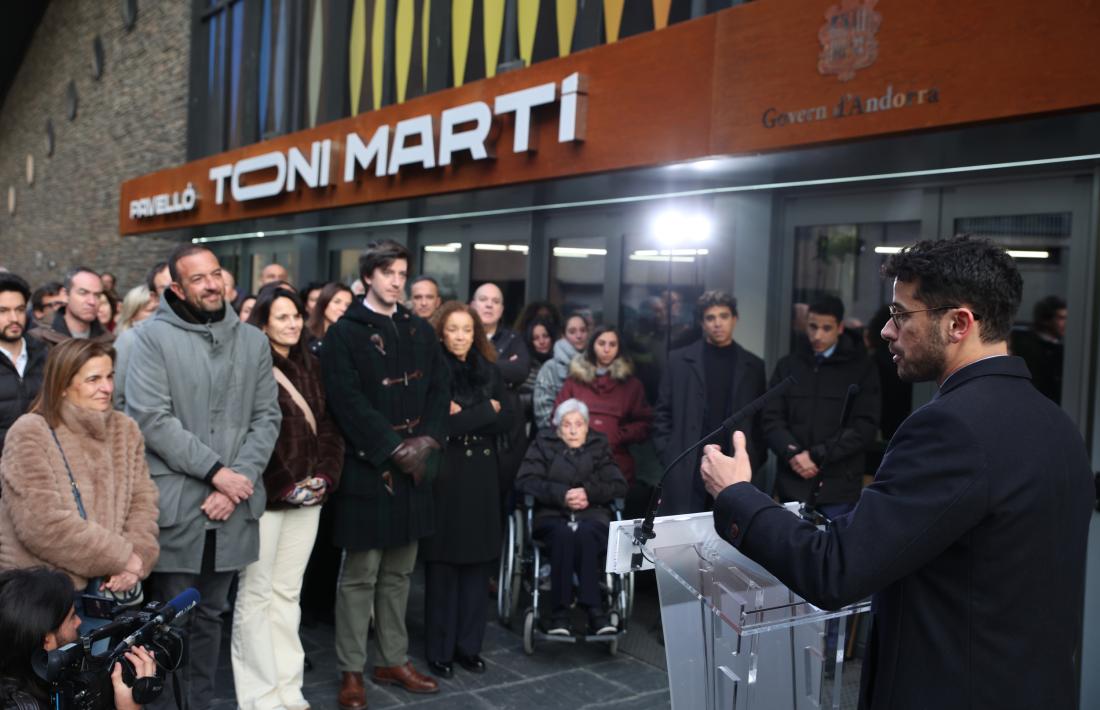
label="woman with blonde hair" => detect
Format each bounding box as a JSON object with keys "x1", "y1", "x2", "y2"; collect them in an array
[
  {"x1": 114, "y1": 284, "x2": 158, "y2": 333},
  {"x1": 0, "y1": 339, "x2": 159, "y2": 626}
]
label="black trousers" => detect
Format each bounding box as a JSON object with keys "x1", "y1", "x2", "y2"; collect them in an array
[
  {"x1": 423, "y1": 561, "x2": 490, "y2": 663},
  {"x1": 532, "y1": 517, "x2": 607, "y2": 610},
  {"x1": 145, "y1": 531, "x2": 237, "y2": 710}
]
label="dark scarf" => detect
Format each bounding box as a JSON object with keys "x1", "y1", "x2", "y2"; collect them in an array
[
  {"x1": 446, "y1": 349, "x2": 494, "y2": 408},
  {"x1": 165, "y1": 289, "x2": 226, "y2": 324}
]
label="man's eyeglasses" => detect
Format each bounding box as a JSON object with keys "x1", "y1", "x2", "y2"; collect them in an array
[{"x1": 887, "y1": 305, "x2": 981, "y2": 329}]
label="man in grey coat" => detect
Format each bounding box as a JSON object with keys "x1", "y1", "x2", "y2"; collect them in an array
[{"x1": 124, "y1": 244, "x2": 281, "y2": 710}]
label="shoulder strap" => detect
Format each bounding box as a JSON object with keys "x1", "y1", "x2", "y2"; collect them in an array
[
  {"x1": 49, "y1": 428, "x2": 87, "y2": 520},
  {"x1": 272, "y1": 366, "x2": 317, "y2": 435}
]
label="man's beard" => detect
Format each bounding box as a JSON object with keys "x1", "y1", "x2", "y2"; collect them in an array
[
  {"x1": 896, "y1": 320, "x2": 947, "y2": 383},
  {"x1": 0, "y1": 325, "x2": 22, "y2": 344},
  {"x1": 189, "y1": 291, "x2": 224, "y2": 312}
]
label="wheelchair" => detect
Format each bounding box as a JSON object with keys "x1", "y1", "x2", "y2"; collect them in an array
[{"x1": 497, "y1": 494, "x2": 634, "y2": 655}]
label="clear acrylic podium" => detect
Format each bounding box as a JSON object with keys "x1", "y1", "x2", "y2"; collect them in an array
[{"x1": 608, "y1": 509, "x2": 870, "y2": 710}]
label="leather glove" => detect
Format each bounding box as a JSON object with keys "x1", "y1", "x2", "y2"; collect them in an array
[{"x1": 392, "y1": 436, "x2": 441, "y2": 486}]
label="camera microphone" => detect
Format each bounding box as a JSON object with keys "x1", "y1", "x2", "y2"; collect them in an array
[{"x1": 150, "y1": 587, "x2": 201, "y2": 625}]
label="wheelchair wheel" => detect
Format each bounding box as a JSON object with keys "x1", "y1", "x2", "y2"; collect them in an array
[
  {"x1": 497, "y1": 526, "x2": 515, "y2": 625},
  {"x1": 507, "y1": 511, "x2": 525, "y2": 621},
  {"x1": 522, "y1": 609, "x2": 536, "y2": 655}
]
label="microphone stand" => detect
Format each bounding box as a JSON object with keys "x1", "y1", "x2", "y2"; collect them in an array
[
  {"x1": 630, "y1": 376, "x2": 796, "y2": 569},
  {"x1": 800, "y1": 384, "x2": 860, "y2": 526}
]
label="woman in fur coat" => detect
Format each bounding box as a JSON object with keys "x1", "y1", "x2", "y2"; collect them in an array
[
  {"x1": 0, "y1": 340, "x2": 159, "y2": 609},
  {"x1": 553, "y1": 325, "x2": 653, "y2": 486}
]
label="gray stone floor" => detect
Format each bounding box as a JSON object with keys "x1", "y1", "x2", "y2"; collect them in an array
[
  {"x1": 209, "y1": 572, "x2": 671, "y2": 709},
  {"x1": 204, "y1": 570, "x2": 864, "y2": 709}
]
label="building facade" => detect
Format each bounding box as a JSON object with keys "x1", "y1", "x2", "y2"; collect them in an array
[{"x1": 2, "y1": 0, "x2": 1099, "y2": 704}]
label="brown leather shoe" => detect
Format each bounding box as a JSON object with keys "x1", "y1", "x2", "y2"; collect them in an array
[
  {"x1": 371, "y1": 662, "x2": 440, "y2": 694},
  {"x1": 338, "y1": 671, "x2": 367, "y2": 709}
]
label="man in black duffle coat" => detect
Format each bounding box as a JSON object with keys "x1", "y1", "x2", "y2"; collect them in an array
[
  {"x1": 701, "y1": 236, "x2": 1094, "y2": 710},
  {"x1": 763, "y1": 296, "x2": 880, "y2": 517},
  {"x1": 654, "y1": 291, "x2": 767, "y2": 514},
  {"x1": 321, "y1": 240, "x2": 449, "y2": 707}
]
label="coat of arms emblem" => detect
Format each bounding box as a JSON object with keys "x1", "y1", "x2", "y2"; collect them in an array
[{"x1": 818, "y1": 0, "x2": 881, "y2": 81}]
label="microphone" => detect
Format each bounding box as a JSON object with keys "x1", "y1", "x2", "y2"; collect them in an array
[
  {"x1": 631, "y1": 376, "x2": 796, "y2": 565},
  {"x1": 151, "y1": 587, "x2": 201, "y2": 625},
  {"x1": 111, "y1": 588, "x2": 201, "y2": 659},
  {"x1": 802, "y1": 384, "x2": 860, "y2": 523}
]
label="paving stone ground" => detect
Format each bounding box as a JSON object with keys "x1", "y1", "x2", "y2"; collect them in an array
[{"x1": 209, "y1": 569, "x2": 671, "y2": 709}]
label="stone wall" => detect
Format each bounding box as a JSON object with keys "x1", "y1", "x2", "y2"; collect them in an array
[{"x1": 0, "y1": 0, "x2": 190, "y2": 293}]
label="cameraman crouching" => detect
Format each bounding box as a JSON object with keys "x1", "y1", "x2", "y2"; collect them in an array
[{"x1": 0, "y1": 568, "x2": 157, "y2": 710}]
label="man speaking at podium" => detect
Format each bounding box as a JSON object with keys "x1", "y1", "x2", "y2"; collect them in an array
[{"x1": 701, "y1": 236, "x2": 1093, "y2": 710}]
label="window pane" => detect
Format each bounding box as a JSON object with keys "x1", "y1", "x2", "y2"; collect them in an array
[
  {"x1": 792, "y1": 221, "x2": 920, "y2": 341},
  {"x1": 421, "y1": 243, "x2": 462, "y2": 302},
  {"x1": 251, "y1": 251, "x2": 296, "y2": 293},
  {"x1": 792, "y1": 220, "x2": 920, "y2": 443},
  {"x1": 329, "y1": 249, "x2": 361, "y2": 286},
  {"x1": 549, "y1": 237, "x2": 606, "y2": 325},
  {"x1": 471, "y1": 241, "x2": 528, "y2": 327},
  {"x1": 956, "y1": 212, "x2": 1070, "y2": 405},
  {"x1": 620, "y1": 234, "x2": 708, "y2": 401}
]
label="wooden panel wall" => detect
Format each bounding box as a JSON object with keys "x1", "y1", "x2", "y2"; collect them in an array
[{"x1": 121, "y1": 0, "x2": 1100, "y2": 235}]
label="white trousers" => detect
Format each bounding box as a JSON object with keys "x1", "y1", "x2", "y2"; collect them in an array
[{"x1": 231, "y1": 505, "x2": 321, "y2": 710}]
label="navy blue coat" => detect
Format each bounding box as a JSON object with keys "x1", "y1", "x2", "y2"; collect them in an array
[
  {"x1": 714, "y1": 356, "x2": 1093, "y2": 710},
  {"x1": 654, "y1": 339, "x2": 767, "y2": 514}
]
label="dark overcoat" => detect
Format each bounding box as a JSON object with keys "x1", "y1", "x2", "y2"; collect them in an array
[
  {"x1": 515, "y1": 429, "x2": 628, "y2": 526},
  {"x1": 420, "y1": 350, "x2": 512, "y2": 564},
  {"x1": 763, "y1": 336, "x2": 880, "y2": 505},
  {"x1": 0, "y1": 336, "x2": 46, "y2": 455},
  {"x1": 713, "y1": 357, "x2": 1094, "y2": 710},
  {"x1": 654, "y1": 339, "x2": 766, "y2": 514},
  {"x1": 321, "y1": 301, "x2": 449, "y2": 551}
]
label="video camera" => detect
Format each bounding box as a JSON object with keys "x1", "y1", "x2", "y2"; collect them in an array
[{"x1": 32, "y1": 588, "x2": 200, "y2": 710}]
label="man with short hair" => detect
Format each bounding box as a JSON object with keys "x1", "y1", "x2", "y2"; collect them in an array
[
  {"x1": 763, "y1": 295, "x2": 880, "y2": 518},
  {"x1": 654, "y1": 290, "x2": 766, "y2": 513},
  {"x1": 124, "y1": 244, "x2": 280, "y2": 710},
  {"x1": 146, "y1": 261, "x2": 171, "y2": 298},
  {"x1": 29, "y1": 281, "x2": 65, "y2": 326},
  {"x1": 702, "y1": 236, "x2": 1094, "y2": 710},
  {"x1": 28, "y1": 267, "x2": 112, "y2": 346},
  {"x1": 260, "y1": 262, "x2": 291, "y2": 287},
  {"x1": 471, "y1": 282, "x2": 529, "y2": 496},
  {"x1": 409, "y1": 275, "x2": 442, "y2": 319},
  {"x1": 223, "y1": 268, "x2": 239, "y2": 305},
  {"x1": 1011, "y1": 294, "x2": 1066, "y2": 403},
  {"x1": 0, "y1": 273, "x2": 47, "y2": 456},
  {"x1": 322, "y1": 240, "x2": 447, "y2": 707}
]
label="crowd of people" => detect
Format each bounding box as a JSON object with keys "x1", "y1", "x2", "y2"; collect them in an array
[{"x1": 0, "y1": 238, "x2": 1069, "y2": 709}]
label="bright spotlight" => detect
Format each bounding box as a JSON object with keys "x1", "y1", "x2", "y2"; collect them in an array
[{"x1": 651, "y1": 209, "x2": 712, "y2": 247}]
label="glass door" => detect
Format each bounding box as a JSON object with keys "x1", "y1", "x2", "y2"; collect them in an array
[{"x1": 937, "y1": 175, "x2": 1094, "y2": 431}]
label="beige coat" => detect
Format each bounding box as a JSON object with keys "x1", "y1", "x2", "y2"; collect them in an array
[{"x1": 0, "y1": 402, "x2": 159, "y2": 588}]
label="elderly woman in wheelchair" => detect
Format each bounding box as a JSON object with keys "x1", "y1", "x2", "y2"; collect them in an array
[{"x1": 515, "y1": 399, "x2": 629, "y2": 638}]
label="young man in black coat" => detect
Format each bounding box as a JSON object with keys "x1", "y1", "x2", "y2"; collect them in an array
[
  {"x1": 701, "y1": 236, "x2": 1094, "y2": 710},
  {"x1": 322, "y1": 241, "x2": 449, "y2": 707},
  {"x1": 654, "y1": 291, "x2": 766, "y2": 514},
  {"x1": 0, "y1": 274, "x2": 47, "y2": 459},
  {"x1": 763, "y1": 296, "x2": 880, "y2": 519}
]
